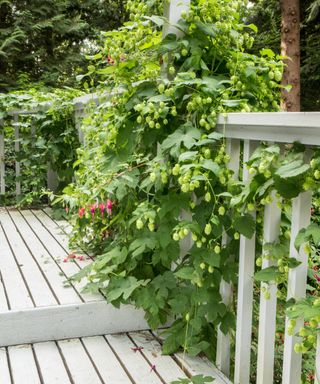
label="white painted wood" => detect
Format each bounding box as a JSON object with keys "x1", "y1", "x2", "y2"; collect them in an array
[
  {"x1": 217, "y1": 112, "x2": 320, "y2": 145},
  {"x1": 0, "y1": 217, "x2": 33, "y2": 310},
  {"x1": 9, "y1": 209, "x2": 82, "y2": 305},
  {"x1": 0, "y1": 209, "x2": 57, "y2": 307},
  {"x1": 256, "y1": 193, "x2": 282, "y2": 384},
  {"x1": 0, "y1": 347, "x2": 11, "y2": 383},
  {"x1": 0, "y1": 271, "x2": 8, "y2": 312},
  {"x1": 82, "y1": 336, "x2": 132, "y2": 384},
  {"x1": 0, "y1": 301, "x2": 148, "y2": 347},
  {"x1": 106, "y1": 333, "x2": 163, "y2": 384},
  {"x1": 234, "y1": 140, "x2": 257, "y2": 384},
  {"x1": 19, "y1": 209, "x2": 100, "y2": 302},
  {"x1": 315, "y1": 332, "x2": 320, "y2": 384},
  {"x1": 58, "y1": 338, "x2": 102, "y2": 384},
  {"x1": 0, "y1": 119, "x2": 5, "y2": 196},
  {"x1": 163, "y1": 0, "x2": 190, "y2": 37},
  {"x1": 33, "y1": 342, "x2": 71, "y2": 384},
  {"x1": 9, "y1": 344, "x2": 40, "y2": 384},
  {"x1": 13, "y1": 114, "x2": 21, "y2": 196},
  {"x1": 174, "y1": 351, "x2": 233, "y2": 384},
  {"x1": 216, "y1": 138, "x2": 240, "y2": 377},
  {"x1": 32, "y1": 209, "x2": 90, "y2": 263},
  {"x1": 129, "y1": 331, "x2": 188, "y2": 383},
  {"x1": 282, "y1": 191, "x2": 312, "y2": 384}
]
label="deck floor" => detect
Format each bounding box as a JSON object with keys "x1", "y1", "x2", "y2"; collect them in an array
[
  {"x1": 0, "y1": 330, "x2": 231, "y2": 384},
  {"x1": 0, "y1": 208, "x2": 231, "y2": 384},
  {"x1": 0, "y1": 207, "x2": 101, "y2": 311}
]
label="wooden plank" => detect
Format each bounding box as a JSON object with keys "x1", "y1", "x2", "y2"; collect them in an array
[
  {"x1": 0, "y1": 271, "x2": 8, "y2": 311},
  {"x1": 129, "y1": 331, "x2": 188, "y2": 383},
  {"x1": 216, "y1": 112, "x2": 320, "y2": 145},
  {"x1": 0, "y1": 119, "x2": 5, "y2": 196},
  {"x1": 9, "y1": 344, "x2": 40, "y2": 384},
  {"x1": 33, "y1": 342, "x2": 71, "y2": 384},
  {"x1": 234, "y1": 140, "x2": 257, "y2": 384},
  {"x1": 256, "y1": 193, "x2": 281, "y2": 384},
  {"x1": 9, "y1": 210, "x2": 82, "y2": 305},
  {"x1": 282, "y1": 191, "x2": 312, "y2": 384},
  {"x1": 174, "y1": 352, "x2": 233, "y2": 384},
  {"x1": 19, "y1": 209, "x2": 100, "y2": 302},
  {"x1": 0, "y1": 209, "x2": 56, "y2": 307},
  {"x1": 216, "y1": 138, "x2": 240, "y2": 377},
  {"x1": 106, "y1": 333, "x2": 163, "y2": 384},
  {"x1": 82, "y1": 336, "x2": 132, "y2": 384},
  {"x1": 32, "y1": 209, "x2": 90, "y2": 263},
  {"x1": 58, "y1": 338, "x2": 102, "y2": 384},
  {"x1": 0, "y1": 301, "x2": 148, "y2": 347},
  {"x1": 0, "y1": 219, "x2": 33, "y2": 310},
  {"x1": 13, "y1": 114, "x2": 21, "y2": 197},
  {"x1": 0, "y1": 347, "x2": 11, "y2": 383}
]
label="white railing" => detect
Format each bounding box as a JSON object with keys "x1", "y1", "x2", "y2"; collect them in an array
[
  {"x1": 216, "y1": 112, "x2": 320, "y2": 384},
  {"x1": 1, "y1": 96, "x2": 319, "y2": 384}
]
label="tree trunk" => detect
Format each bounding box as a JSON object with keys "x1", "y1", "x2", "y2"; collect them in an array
[{"x1": 280, "y1": 0, "x2": 300, "y2": 111}]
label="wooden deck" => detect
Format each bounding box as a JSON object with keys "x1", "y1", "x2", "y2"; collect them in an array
[{"x1": 0, "y1": 208, "x2": 231, "y2": 384}]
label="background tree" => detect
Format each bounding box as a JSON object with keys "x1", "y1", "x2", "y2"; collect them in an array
[
  {"x1": 0, "y1": 0, "x2": 127, "y2": 91},
  {"x1": 249, "y1": 0, "x2": 320, "y2": 111}
]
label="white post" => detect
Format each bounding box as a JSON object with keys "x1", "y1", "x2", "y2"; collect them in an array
[
  {"x1": 0, "y1": 119, "x2": 5, "y2": 196},
  {"x1": 163, "y1": 0, "x2": 191, "y2": 37},
  {"x1": 234, "y1": 140, "x2": 257, "y2": 384},
  {"x1": 315, "y1": 332, "x2": 320, "y2": 384},
  {"x1": 282, "y1": 191, "x2": 312, "y2": 384},
  {"x1": 216, "y1": 138, "x2": 240, "y2": 377},
  {"x1": 13, "y1": 114, "x2": 21, "y2": 197},
  {"x1": 256, "y1": 193, "x2": 281, "y2": 384}
]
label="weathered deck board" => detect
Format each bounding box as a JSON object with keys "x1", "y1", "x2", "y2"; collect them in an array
[{"x1": 1, "y1": 332, "x2": 229, "y2": 384}]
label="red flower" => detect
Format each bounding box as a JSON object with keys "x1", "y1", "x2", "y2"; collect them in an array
[
  {"x1": 107, "y1": 199, "x2": 113, "y2": 215},
  {"x1": 78, "y1": 207, "x2": 85, "y2": 218},
  {"x1": 90, "y1": 203, "x2": 98, "y2": 218},
  {"x1": 99, "y1": 203, "x2": 106, "y2": 216}
]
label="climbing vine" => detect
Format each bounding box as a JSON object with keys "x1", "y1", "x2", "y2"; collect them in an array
[
  {"x1": 61, "y1": 0, "x2": 319, "y2": 382},
  {"x1": 0, "y1": 88, "x2": 83, "y2": 206}
]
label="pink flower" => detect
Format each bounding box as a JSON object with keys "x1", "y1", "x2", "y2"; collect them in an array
[
  {"x1": 77, "y1": 255, "x2": 85, "y2": 261},
  {"x1": 107, "y1": 199, "x2": 113, "y2": 215},
  {"x1": 78, "y1": 207, "x2": 85, "y2": 218},
  {"x1": 68, "y1": 253, "x2": 76, "y2": 259},
  {"x1": 90, "y1": 203, "x2": 98, "y2": 218},
  {"x1": 99, "y1": 203, "x2": 106, "y2": 216},
  {"x1": 65, "y1": 207, "x2": 69, "y2": 214},
  {"x1": 150, "y1": 364, "x2": 156, "y2": 372}
]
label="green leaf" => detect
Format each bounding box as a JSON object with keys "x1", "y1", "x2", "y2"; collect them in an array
[
  {"x1": 254, "y1": 266, "x2": 281, "y2": 282},
  {"x1": 234, "y1": 214, "x2": 255, "y2": 238},
  {"x1": 201, "y1": 159, "x2": 220, "y2": 175},
  {"x1": 175, "y1": 267, "x2": 195, "y2": 280},
  {"x1": 106, "y1": 276, "x2": 149, "y2": 302},
  {"x1": 275, "y1": 160, "x2": 310, "y2": 179}
]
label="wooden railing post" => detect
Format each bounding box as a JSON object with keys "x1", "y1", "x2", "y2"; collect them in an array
[
  {"x1": 216, "y1": 138, "x2": 240, "y2": 377},
  {"x1": 13, "y1": 114, "x2": 21, "y2": 198},
  {"x1": 282, "y1": 191, "x2": 312, "y2": 384},
  {"x1": 163, "y1": 0, "x2": 190, "y2": 37},
  {"x1": 256, "y1": 192, "x2": 281, "y2": 384},
  {"x1": 0, "y1": 119, "x2": 5, "y2": 196},
  {"x1": 234, "y1": 139, "x2": 258, "y2": 384}
]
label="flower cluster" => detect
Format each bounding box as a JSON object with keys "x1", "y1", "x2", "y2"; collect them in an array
[{"x1": 78, "y1": 199, "x2": 113, "y2": 219}]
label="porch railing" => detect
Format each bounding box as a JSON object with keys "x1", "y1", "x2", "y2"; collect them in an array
[{"x1": 0, "y1": 103, "x2": 319, "y2": 384}]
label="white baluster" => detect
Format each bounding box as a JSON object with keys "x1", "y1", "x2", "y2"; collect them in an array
[
  {"x1": 216, "y1": 138, "x2": 240, "y2": 377},
  {"x1": 256, "y1": 192, "x2": 281, "y2": 384},
  {"x1": 234, "y1": 139, "x2": 258, "y2": 384},
  {"x1": 282, "y1": 191, "x2": 312, "y2": 384}
]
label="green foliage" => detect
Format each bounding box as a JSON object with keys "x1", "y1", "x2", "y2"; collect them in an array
[
  {"x1": 62, "y1": 0, "x2": 288, "y2": 362},
  {"x1": 0, "y1": 0, "x2": 127, "y2": 90},
  {"x1": 0, "y1": 87, "x2": 83, "y2": 206},
  {"x1": 171, "y1": 375, "x2": 215, "y2": 384}
]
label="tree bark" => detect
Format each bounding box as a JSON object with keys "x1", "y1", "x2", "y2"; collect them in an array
[{"x1": 280, "y1": 0, "x2": 300, "y2": 111}]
